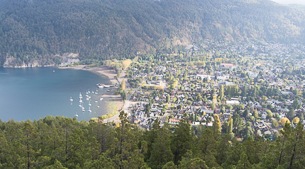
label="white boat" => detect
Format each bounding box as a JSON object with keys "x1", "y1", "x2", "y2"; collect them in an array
[
  {"x1": 104, "y1": 85, "x2": 111, "y2": 88},
  {"x1": 100, "y1": 98, "x2": 103, "y2": 101},
  {"x1": 70, "y1": 97, "x2": 73, "y2": 102},
  {"x1": 98, "y1": 84, "x2": 104, "y2": 88},
  {"x1": 79, "y1": 93, "x2": 83, "y2": 99},
  {"x1": 82, "y1": 107, "x2": 85, "y2": 112}
]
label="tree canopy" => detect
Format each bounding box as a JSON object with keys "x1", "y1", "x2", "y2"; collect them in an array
[{"x1": 0, "y1": 115, "x2": 305, "y2": 168}]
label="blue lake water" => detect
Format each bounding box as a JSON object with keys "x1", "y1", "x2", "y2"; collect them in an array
[{"x1": 0, "y1": 67, "x2": 110, "y2": 121}]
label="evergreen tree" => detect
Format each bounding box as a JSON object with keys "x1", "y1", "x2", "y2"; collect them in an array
[
  {"x1": 84, "y1": 154, "x2": 115, "y2": 169},
  {"x1": 194, "y1": 127, "x2": 219, "y2": 168},
  {"x1": 236, "y1": 151, "x2": 252, "y2": 169},
  {"x1": 0, "y1": 131, "x2": 13, "y2": 168},
  {"x1": 23, "y1": 121, "x2": 36, "y2": 169},
  {"x1": 143, "y1": 119, "x2": 161, "y2": 161},
  {"x1": 287, "y1": 109, "x2": 295, "y2": 121},
  {"x1": 2, "y1": 114, "x2": 305, "y2": 168},
  {"x1": 162, "y1": 161, "x2": 177, "y2": 169},
  {"x1": 282, "y1": 123, "x2": 305, "y2": 169},
  {"x1": 171, "y1": 120, "x2": 192, "y2": 164},
  {"x1": 112, "y1": 111, "x2": 147, "y2": 169},
  {"x1": 219, "y1": 85, "x2": 225, "y2": 101},
  {"x1": 215, "y1": 135, "x2": 231, "y2": 165},
  {"x1": 149, "y1": 126, "x2": 173, "y2": 169},
  {"x1": 44, "y1": 160, "x2": 68, "y2": 169},
  {"x1": 179, "y1": 151, "x2": 209, "y2": 169}
]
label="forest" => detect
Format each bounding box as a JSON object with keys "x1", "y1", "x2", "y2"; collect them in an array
[
  {"x1": 0, "y1": 0, "x2": 305, "y2": 65},
  {"x1": 0, "y1": 112, "x2": 304, "y2": 169}
]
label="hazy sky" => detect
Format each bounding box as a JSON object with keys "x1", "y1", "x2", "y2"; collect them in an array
[{"x1": 271, "y1": 0, "x2": 305, "y2": 5}]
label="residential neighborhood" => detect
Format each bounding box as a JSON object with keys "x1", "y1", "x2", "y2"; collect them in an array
[{"x1": 112, "y1": 42, "x2": 305, "y2": 140}]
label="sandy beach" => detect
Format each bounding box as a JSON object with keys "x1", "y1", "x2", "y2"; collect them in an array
[
  {"x1": 58, "y1": 65, "x2": 124, "y2": 123},
  {"x1": 59, "y1": 65, "x2": 118, "y2": 85}
]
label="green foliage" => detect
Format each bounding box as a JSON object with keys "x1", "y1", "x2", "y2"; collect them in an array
[
  {"x1": 1, "y1": 0, "x2": 305, "y2": 66},
  {"x1": 266, "y1": 109, "x2": 273, "y2": 119},
  {"x1": 213, "y1": 114, "x2": 222, "y2": 134},
  {"x1": 112, "y1": 111, "x2": 147, "y2": 169},
  {"x1": 149, "y1": 127, "x2": 173, "y2": 169},
  {"x1": 272, "y1": 119, "x2": 279, "y2": 128},
  {"x1": 84, "y1": 154, "x2": 115, "y2": 169},
  {"x1": 0, "y1": 116, "x2": 305, "y2": 168},
  {"x1": 219, "y1": 85, "x2": 225, "y2": 101},
  {"x1": 236, "y1": 151, "x2": 251, "y2": 169},
  {"x1": 181, "y1": 158, "x2": 209, "y2": 169},
  {"x1": 44, "y1": 160, "x2": 68, "y2": 169},
  {"x1": 171, "y1": 120, "x2": 192, "y2": 164},
  {"x1": 162, "y1": 161, "x2": 177, "y2": 169},
  {"x1": 287, "y1": 109, "x2": 296, "y2": 121},
  {"x1": 225, "y1": 85, "x2": 240, "y2": 98}
]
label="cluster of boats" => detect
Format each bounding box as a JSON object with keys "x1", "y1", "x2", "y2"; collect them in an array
[
  {"x1": 78, "y1": 93, "x2": 90, "y2": 112},
  {"x1": 69, "y1": 82, "x2": 114, "y2": 118},
  {"x1": 97, "y1": 83, "x2": 113, "y2": 89},
  {"x1": 69, "y1": 90, "x2": 104, "y2": 117}
]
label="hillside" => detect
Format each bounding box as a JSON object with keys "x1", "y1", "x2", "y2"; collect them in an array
[{"x1": 0, "y1": 0, "x2": 305, "y2": 66}]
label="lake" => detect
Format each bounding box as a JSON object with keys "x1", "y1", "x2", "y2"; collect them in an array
[{"x1": 0, "y1": 67, "x2": 111, "y2": 121}]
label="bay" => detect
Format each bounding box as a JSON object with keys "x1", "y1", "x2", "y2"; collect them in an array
[{"x1": 0, "y1": 67, "x2": 110, "y2": 121}]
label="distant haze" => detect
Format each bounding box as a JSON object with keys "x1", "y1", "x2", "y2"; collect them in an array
[{"x1": 272, "y1": 0, "x2": 305, "y2": 5}]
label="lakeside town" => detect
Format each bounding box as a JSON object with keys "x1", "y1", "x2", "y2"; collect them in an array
[{"x1": 92, "y1": 41, "x2": 305, "y2": 140}]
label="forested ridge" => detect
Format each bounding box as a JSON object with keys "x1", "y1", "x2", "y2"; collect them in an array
[
  {"x1": 0, "y1": 112, "x2": 305, "y2": 169},
  {"x1": 0, "y1": 0, "x2": 305, "y2": 66}
]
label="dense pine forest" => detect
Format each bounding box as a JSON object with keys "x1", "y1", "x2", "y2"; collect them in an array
[
  {"x1": 0, "y1": 112, "x2": 304, "y2": 169},
  {"x1": 0, "y1": 0, "x2": 305, "y2": 66}
]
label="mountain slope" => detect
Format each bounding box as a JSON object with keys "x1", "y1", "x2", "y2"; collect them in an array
[{"x1": 0, "y1": 0, "x2": 304, "y2": 66}]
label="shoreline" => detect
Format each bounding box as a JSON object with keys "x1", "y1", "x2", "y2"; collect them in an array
[
  {"x1": 58, "y1": 65, "x2": 118, "y2": 85},
  {"x1": 58, "y1": 65, "x2": 123, "y2": 123}
]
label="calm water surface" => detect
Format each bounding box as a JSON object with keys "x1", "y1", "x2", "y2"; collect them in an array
[{"x1": 0, "y1": 67, "x2": 110, "y2": 121}]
